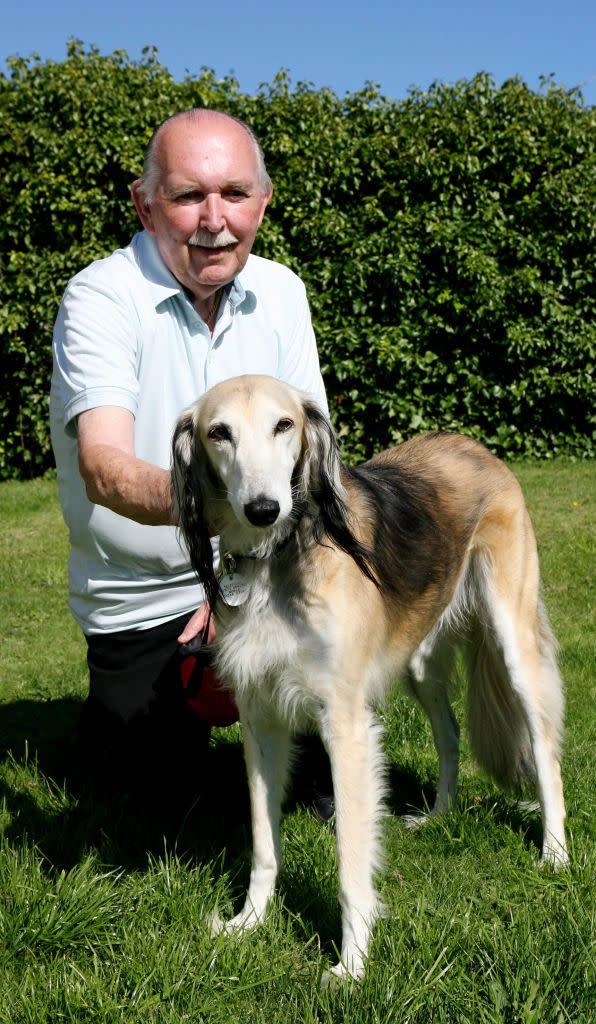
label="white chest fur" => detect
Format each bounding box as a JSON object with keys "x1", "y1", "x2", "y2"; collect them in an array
[{"x1": 213, "y1": 561, "x2": 336, "y2": 728}]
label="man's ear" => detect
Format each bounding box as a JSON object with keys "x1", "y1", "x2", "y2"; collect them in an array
[
  {"x1": 256, "y1": 188, "x2": 272, "y2": 229},
  {"x1": 131, "y1": 180, "x2": 156, "y2": 233}
]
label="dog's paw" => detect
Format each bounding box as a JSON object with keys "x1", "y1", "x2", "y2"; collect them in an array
[
  {"x1": 540, "y1": 842, "x2": 569, "y2": 870},
  {"x1": 209, "y1": 906, "x2": 264, "y2": 937},
  {"x1": 209, "y1": 911, "x2": 226, "y2": 938},
  {"x1": 321, "y1": 961, "x2": 363, "y2": 988},
  {"x1": 320, "y1": 966, "x2": 343, "y2": 990},
  {"x1": 515, "y1": 799, "x2": 540, "y2": 814},
  {"x1": 402, "y1": 812, "x2": 430, "y2": 831}
]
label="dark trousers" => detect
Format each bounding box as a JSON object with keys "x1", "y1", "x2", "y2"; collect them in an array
[
  {"x1": 85, "y1": 612, "x2": 197, "y2": 722},
  {"x1": 80, "y1": 614, "x2": 211, "y2": 795}
]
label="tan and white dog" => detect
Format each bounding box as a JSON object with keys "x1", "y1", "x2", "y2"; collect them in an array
[{"x1": 172, "y1": 374, "x2": 567, "y2": 982}]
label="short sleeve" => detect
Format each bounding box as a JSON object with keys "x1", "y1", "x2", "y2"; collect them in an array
[{"x1": 52, "y1": 266, "x2": 142, "y2": 429}]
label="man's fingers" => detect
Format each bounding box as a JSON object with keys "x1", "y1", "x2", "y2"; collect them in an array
[{"x1": 177, "y1": 604, "x2": 214, "y2": 644}]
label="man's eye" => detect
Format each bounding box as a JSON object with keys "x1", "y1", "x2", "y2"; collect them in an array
[
  {"x1": 207, "y1": 424, "x2": 231, "y2": 443},
  {"x1": 174, "y1": 192, "x2": 203, "y2": 203},
  {"x1": 274, "y1": 418, "x2": 294, "y2": 435}
]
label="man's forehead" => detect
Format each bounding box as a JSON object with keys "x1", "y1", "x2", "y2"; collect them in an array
[{"x1": 158, "y1": 116, "x2": 257, "y2": 169}]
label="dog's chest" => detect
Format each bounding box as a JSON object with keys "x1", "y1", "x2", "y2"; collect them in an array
[{"x1": 214, "y1": 583, "x2": 335, "y2": 720}]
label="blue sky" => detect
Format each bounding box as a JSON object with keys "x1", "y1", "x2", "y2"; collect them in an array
[{"x1": 3, "y1": 0, "x2": 595, "y2": 105}]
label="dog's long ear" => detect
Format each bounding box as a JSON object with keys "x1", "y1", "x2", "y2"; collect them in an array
[
  {"x1": 299, "y1": 400, "x2": 379, "y2": 589},
  {"x1": 299, "y1": 400, "x2": 346, "y2": 521},
  {"x1": 171, "y1": 407, "x2": 220, "y2": 611}
]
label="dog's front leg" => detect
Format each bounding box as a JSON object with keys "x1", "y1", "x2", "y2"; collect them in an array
[
  {"x1": 321, "y1": 703, "x2": 384, "y2": 983},
  {"x1": 213, "y1": 706, "x2": 291, "y2": 935}
]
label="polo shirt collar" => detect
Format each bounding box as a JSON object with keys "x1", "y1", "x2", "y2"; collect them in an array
[
  {"x1": 134, "y1": 230, "x2": 250, "y2": 311},
  {"x1": 134, "y1": 231, "x2": 181, "y2": 307},
  {"x1": 228, "y1": 273, "x2": 247, "y2": 309}
]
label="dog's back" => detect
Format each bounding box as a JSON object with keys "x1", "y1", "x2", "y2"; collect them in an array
[{"x1": 341, "y1": 433, "x2": 530, "y2": 644}]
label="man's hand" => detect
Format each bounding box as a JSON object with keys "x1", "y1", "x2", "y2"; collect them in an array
[
  {"x1": 77, "y1": 407, "x2": 173, "y2": 525},
  {"x1": 178, "y1": 603, "x2": 216, "y2": 645}
]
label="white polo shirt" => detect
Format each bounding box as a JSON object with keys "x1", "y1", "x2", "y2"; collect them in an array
[{"x1": 50, "y1": 230, "x2": 327, "y2": 634}]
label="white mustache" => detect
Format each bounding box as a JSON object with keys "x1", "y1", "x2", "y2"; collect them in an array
[{"x1": 188, "y1": 228, "x2": 239, "y2": 248}]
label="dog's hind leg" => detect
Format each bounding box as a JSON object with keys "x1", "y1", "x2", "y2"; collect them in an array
[
  {"x1": 212, "y1": 707, "x2": 292, "y2": 935},
  {"x1": 477, "y1": 589, "x2": 568, "y2": 867},
  {"x1": 320, "y1": 701, "x2": 385, "y2": 982},
  {"x1": 406, "y1": 634, "x2": 459, "y2": 822},
  {"x1": 467, "y1": 538, "x2": 568, "y2": 867}
]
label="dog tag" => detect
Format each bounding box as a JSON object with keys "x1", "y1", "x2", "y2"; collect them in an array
[{"x1": 219, "y1": 572, "x2": 250, "y2": 607}]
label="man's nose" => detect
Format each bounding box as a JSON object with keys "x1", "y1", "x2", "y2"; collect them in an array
[{"x1": 200, "y1": 193, "x2": 225, "y2": 233}]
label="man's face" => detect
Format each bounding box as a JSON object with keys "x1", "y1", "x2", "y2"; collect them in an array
[{"x1": 132, "y1": 116, "x2": 271, "y2": 302}]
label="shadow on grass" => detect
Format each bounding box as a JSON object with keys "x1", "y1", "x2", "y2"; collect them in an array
[
  {"x1": 0, "y1": 697, "x2": 253, "y2": 874},
  {"x1": 0, "y1": 698, "x2": 433, "y2": 871},
  {"x1": 0, "y1": 697, "x2": 543, "y2": 931},
  {"x1": 484, "y1": 796, "x2": 544, "y2": 855}
]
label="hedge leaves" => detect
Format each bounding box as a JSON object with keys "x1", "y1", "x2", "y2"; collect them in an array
[{"x1": 1, "y1": 43, "x2": 594, "y2": 477}]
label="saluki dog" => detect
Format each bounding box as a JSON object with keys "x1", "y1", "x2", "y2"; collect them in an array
[{"x1": 172, "y1": 374, "x2": 568, "y2": 982}]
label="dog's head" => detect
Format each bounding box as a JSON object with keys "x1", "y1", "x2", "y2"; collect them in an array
[{"x1": 172, "y1": 374, "x2": 377, "y2": 607}]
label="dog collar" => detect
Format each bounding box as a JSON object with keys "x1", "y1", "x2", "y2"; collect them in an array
[
  {"x1": 220, "y1": 552, "x2": 256, "y2": 576},
  {"x1": 221, "y1": 533, "x2": 294, "y2": 575}
]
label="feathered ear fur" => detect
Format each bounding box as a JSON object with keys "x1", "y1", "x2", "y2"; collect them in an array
[
  {"x1": 299, "y1": 400, "x2": 380, "y2": 589},
  {"x1": 171, "y1": 407, "x2": 220, "y2": 611}
]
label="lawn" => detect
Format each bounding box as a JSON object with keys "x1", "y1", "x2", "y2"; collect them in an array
[{"x1": 0, "y1": 463, "x2": 594, "y2": 1023}]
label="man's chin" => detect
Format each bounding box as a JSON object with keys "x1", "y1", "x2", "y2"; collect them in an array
[
  {"x1": 181, "y1": 246, "x2": 250, "y2": 294},
  {"x1": 190, "y1": 264, "x2": 238, "y2": 295}
]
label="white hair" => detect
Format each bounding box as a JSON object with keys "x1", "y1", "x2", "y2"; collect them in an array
[{"x1": 137, "y1": 109, "x2": 273, "y2": 203}]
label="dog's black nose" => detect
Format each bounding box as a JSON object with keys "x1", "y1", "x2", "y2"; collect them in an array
[{"x1": 244, "y1": 497, "x2": 280, "y2": 526}]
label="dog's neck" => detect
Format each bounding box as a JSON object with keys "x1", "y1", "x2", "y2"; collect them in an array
[{"x1": 222, "y1": 528, "x2": 296, "y2": 572}]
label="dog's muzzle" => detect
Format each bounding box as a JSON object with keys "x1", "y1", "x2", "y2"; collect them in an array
[{"x1": 244, "y1": 497, "x2": 280, "y2": 527}]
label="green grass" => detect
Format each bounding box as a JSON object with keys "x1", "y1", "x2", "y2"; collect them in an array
[{"x1": 0, "y1": 465, "x2": 594, "y2": 1023}]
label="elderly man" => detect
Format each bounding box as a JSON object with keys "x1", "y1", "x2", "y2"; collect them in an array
[{"x1": 50, "y1": 109, "x2": 329, "y2": 799}]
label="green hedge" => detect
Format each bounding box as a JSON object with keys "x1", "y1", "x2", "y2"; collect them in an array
[{"x1": 1, "y1": 42, "x2": 594, "y2": 477}]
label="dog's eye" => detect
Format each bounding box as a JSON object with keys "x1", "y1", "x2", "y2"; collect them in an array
[
  {"x1": 274, "y1": 418, "x2": 294, "y2": 435},
  {"x1": 207, "y1": 424, "x2": 231, "y2": 443}
]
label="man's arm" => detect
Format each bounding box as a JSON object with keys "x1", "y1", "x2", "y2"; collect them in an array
[
  {"x1": 78, "y1": 406, "x2": 216, "y2": 643},
  {"x1": 77, "y1": 407, "x2": 172, "y2": 525}
]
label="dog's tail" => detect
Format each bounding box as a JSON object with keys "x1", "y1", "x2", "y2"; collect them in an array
[
  {"x1": 464, "y1": 555, "x2": 563, "y2": 792},
  {"x1": 465, "y1": 623, "x2": 535, "y2": 790}
]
